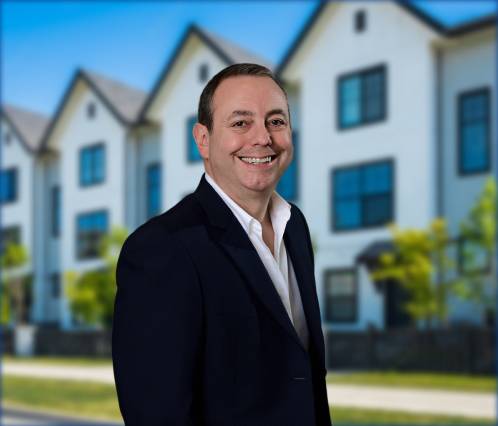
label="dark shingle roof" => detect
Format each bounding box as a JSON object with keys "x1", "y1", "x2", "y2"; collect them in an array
[
  {"x1": 1, "y1": 104, "x2": 49, "y2": 153},
  {"x1": 81, "y1": 69, "x2": 147, "y2": 123}
]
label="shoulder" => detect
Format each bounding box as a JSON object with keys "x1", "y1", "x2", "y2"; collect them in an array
[{"x1": 119, "y1": 193, "x2": 205, "y2": 269}]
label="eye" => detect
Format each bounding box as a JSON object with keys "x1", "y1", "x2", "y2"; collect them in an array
[
  {"x1": 232, "y1": 120, "x2": 247, "y2": 128},
  {"x1": 268, "y1": 118, "x2": 286, "y2": 127}
]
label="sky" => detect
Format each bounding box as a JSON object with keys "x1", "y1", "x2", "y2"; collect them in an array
[{"x1": 1, "y1": 1, "x2": 496, "y2": 116}]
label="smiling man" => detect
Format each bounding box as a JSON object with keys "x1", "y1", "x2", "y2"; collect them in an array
[{"x1": 112, "y1": 63, "x2": 332, "y2": 426}]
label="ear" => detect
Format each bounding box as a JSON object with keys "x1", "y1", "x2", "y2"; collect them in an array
[{"x1": 193, "y1": 123, "x2": 209, "y2": 160}]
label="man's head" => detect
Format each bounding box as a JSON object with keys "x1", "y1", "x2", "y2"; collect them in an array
[{"x1": 193, "y1": 63, "x2": 293, "y2": 203}]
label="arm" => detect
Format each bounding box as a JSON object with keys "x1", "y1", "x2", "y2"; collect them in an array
[{"x1": 112, "y1": 232, "x2": 203, "y2": 425}]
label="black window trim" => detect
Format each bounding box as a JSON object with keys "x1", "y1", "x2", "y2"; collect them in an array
[
  {"x1": 457, "y1": 86, "x2": 491, "y2": 176},
  {"x1": 75, "y1": 208, "x2": 109, "y2": 261},
  {"x1": 79, "y1": 141, "x2": 106, "y2": 188},
  {"x1": 331, "y1": 157, "x2": 395, "y2": 233},
  {"x1": 323, "y1": 267, "x2": 358, "y2": 324},
  {"x1": 337, "y1": 63, "x2": 388, "y2": 131}
]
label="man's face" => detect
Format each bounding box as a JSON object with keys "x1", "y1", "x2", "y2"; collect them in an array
[{"x1": 195, "y1": 75, "x2": 293, "y2": 202}]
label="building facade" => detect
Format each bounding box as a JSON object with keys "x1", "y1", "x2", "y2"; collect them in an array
[{"x1": 1, "y1": 2, "x2": 496, "y2": 331}]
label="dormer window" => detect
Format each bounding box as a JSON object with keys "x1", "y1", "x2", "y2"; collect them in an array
[
  {"x1": 87, "y1": 102, "x2": 96, "y2": 119},
  {"x1": 199, "y1": 64, "x2": 209, "y2": 82},
  {"x1": 355, "y1": 10, "x2": 366, "y2": 33}
]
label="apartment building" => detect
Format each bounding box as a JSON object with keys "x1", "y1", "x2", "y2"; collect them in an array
[{"x1": 1, "y1": 1, "x2": 495, "y2": 330}]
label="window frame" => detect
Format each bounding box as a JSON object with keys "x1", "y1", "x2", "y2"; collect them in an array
[
  {"x1": 331, "y1": 158, "x2": 395, "y2": 232},
  {"x1": 146, "y1": 162, "x2": 162, "y2": 219},
  {"x1": 337, "y1": 64, "x2": 387, "y2": 130},
  {"x1": 51, "y1": 185, "x2": 61, "y2": 237},
  {"x1": 79, "y1": 142, "x2": 106, "y2": 187},
  {"x1": 75, "y1": 209, "x2": 109, "y2": 260},
  {"x1": 1, "y1": 225, "x2": 21, "y2": 255},
  {"x1": 0, "y1": 167, "x2": 18, "y2": 204},
  {"x1": 323, "y1": 267, "x2": 358, "y2": 323},
  {"x1": 457, "y1": 87, "x2": 491, "y2": 176}
]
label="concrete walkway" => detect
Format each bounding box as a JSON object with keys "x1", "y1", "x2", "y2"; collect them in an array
[{"x1": 3, "y1": 362, "x2": 496, "y2": 420}]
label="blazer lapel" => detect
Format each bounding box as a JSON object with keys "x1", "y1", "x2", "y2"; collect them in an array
[
  {"x1": 284, "y1": 209, "x2": 325, "y2": 365},
  {"x1": 194, "y1": 176, "x2": 304, "y2": 350}
]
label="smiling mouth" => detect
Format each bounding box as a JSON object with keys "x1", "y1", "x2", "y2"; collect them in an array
[{"x1": 238, "y1": 154, "x2": 278, "y2": 164}]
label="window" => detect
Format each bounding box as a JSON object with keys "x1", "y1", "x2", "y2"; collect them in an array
[
  {"x1": 80, "y1": 143, "x2": 105, "y2": 186},
  {"x1": 0, "y1": 168, "x2": 18, "y2": 203},
  {"x1": 50, "y1": 272, "x2": 61, "y2": 298},
  {"x1": 187, "y1": 115, "x2": 202, "y2": 162},
  {"x1": 458, "y1": 88, "x2": 490, "y2": 175},
  {"x1": 324, "y1": 269, "x2": 357, "y2": 322},
  {"x1": 51, "y1": 185, "x2": 61, "y2": 237},
  {"x1": 277, "y1": 130, "x2": 299, "y2": 201},
  {"x1": 355, "y1": 10, "x2": 366, "y2": 32},
  {"x1": 458, "y1": 237, "x2": 491, "y2": 275},
  {"x1": 199, "y1": 64, "x2": 209, "y2": 82},
  {"x1": 87, "y1": 102, "x2": 96, "y2": 119},
  {"x1": 1, "y1": 225, "x2": 21, "y2": 255},
  {"x1": 76, "y1": 210, "x2": 108, "y2": 260},
  {"x1": 338, "y1": 65, "x2": 386, "y2": 129},
  {"x1": 146, "y1": 163, "x2": 162, "y2": 219},
  {"x1": 333, "y1": 159, "x2": 393, "y2": 231}
]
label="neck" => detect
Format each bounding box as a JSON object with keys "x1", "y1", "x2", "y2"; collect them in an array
[{"x1": 206, "y1": 172, "x2": 273, "y2": 223}]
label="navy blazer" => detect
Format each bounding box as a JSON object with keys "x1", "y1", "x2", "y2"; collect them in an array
[{"x1": 112, "y1": 175, "x2": 332, "y2": 426}]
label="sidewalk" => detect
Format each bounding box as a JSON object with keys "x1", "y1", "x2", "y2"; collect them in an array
[{"x1": 3, "y1": 362, "x2": 496, "y2": 420}]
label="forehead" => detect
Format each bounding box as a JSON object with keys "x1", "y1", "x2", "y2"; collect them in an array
[{"x1": 212, "y1": 76, "x2": 287, "y2": 116}]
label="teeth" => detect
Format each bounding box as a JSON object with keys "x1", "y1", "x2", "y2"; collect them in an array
[{"x1": 240, "y1": 156, "x2": 272, "y2": 164}]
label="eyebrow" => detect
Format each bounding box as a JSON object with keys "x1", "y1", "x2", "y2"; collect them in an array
[{"x1": 225, "y1": 109, "x2": 288, "y2": 121}]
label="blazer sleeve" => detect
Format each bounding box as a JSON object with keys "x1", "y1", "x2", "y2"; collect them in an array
[{"x1": 112, "y1": 232, "x2": 203, "y2": 426}]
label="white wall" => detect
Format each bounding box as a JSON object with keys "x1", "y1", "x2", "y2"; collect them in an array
[
  {"x1": 284, "y1": 2, "x2": 440, "y2": 330},
  {"x1": 50, "y1": 82, "x2": 127, "y2": 328},
  {"x1": 150, "y1": 36, "x2": 228, "y2": 209},
  {"x1": 0, "y1": 119, "x2": 34, "y2": 274}
]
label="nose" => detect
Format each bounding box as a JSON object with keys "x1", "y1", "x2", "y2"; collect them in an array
[{"x1": 252, "y1": 121, "x2": 272, "y2": 146}]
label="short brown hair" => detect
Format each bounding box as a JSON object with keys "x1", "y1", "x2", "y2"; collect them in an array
[{"x1": 197, "y1": 63, "x2": 289, "y2": 132}]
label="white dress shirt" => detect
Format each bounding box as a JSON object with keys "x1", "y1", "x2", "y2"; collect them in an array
[{"x1": 205, "y1": 173, "x2": 309, "y2": 349}]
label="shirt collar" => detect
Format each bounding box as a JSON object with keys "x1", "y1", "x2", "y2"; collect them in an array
[{"x1": 204, "y1": 172, "x2": 291, "y2": 237}]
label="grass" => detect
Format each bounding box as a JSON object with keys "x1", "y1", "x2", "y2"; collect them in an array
[
  {"x1": 331, "y1": 407, "x2": 495, "y2": 425},
  {"x1": 2, "y1": 376, "x2": 121, "y2": 421},
  {"x1": 327, "y1": 371, "x2": 496, "y2": 393},
  {"x1": 2, "y1": 355, "x2": 112, "y2": 367},
  {"x1": 2, "y1": 376, "x2": 495, "y2": 425}
]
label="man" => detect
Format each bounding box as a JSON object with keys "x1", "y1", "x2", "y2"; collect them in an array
[{"x1": 112, "y1": 63, "x2": 332, "y2": 426}]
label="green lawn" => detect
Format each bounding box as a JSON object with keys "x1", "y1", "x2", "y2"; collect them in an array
[
  {"x1": 327, "y1": 371, "x2": 496, "y2": 393},
  {"x1": 2, "y1": 376, "x2": 495, "y2": 425},
  {"x1": 2, "y1": 355, "x2": 112, "y2": 367},
  {"x1": 331, "y1": 407, "x2": 495, "y2": 425}
]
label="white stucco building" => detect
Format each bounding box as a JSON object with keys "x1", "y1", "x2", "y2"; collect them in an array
[{"x1": 1, "y1": 2, "x2": 495, "y2": 331}]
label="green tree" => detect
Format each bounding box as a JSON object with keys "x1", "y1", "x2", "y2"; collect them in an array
[
  {"x1": 371, "y1": 218, "x2": 460, "y2": 327},
  {"x1": 66, "y1": 226, "x2": 128, "y2": 328},
  {"x1": 1, "y1": 243, "x2": 30, "y2": 324},
  {"x1": 454, "y1": 177, "x2": 496, "y2": 318}
]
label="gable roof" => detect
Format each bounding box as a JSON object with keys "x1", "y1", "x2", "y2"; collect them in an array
[
  {"x1": 1, "y1": 104, "x2": 49, "y2": 154},
  {"x1": 139, "y1": 24, "x2": 273, "y2": 119},
  {"x1": 40, "y1": 68, "x2": 147, "y2": 151},
  {"x1": 277, "y1": 1, "x2": 497, "y2": 75}
]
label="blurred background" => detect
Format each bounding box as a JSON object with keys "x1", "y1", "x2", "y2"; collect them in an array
[{"x1": 1, "y1": 1, "x2": 496, "y2": 425}]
